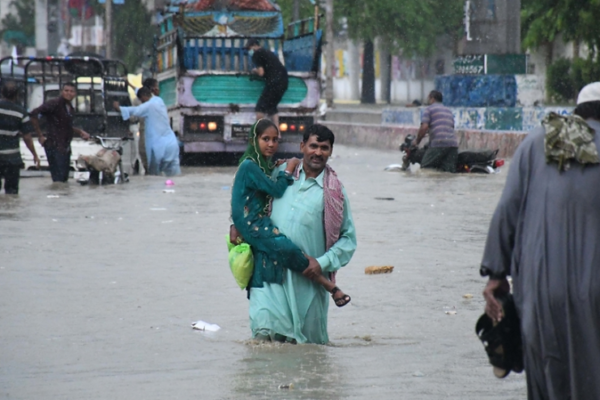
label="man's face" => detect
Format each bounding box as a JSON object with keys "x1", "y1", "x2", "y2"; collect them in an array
[
  {"x1": 61, "y1": 86, "x2": 76, "y2": 102},
  {"x1": 300, "y1": 135, "x2": 332, "y2": 172}
]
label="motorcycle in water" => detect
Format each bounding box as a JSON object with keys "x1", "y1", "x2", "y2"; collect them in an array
[
  {"x1": 75, "y1": 136, "x2": 134, "y2": 185},
  {"x1": 398, "y1": 134, "x2": 505, "y2": 173}
]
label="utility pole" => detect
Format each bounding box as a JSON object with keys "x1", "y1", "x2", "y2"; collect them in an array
[
  {"x1": 293, "y1": 0, "x2": 300, "y2": 21},
  {"x1": 35, "y1": 0, "x2": 49, "y2": 56},
  {"x1": 105, "y1": 0, "x2": 112, "y2": 58},
  {"x1": 324, "y1": 0, "x2": 334, "y2": 108}
]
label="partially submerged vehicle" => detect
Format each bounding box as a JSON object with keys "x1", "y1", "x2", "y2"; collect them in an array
[
  {"x1": 154, "y1": 0, "x2": 323, "y2": 156},
  {"x1": 0, "y1": 56, "x2": 143, "y2": 175}
]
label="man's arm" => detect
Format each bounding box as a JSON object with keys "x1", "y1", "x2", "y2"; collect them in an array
[
  {"x1": 415, "y1": 123, "x2": 429, "y2": 145},
  {"x1": 30, "y1": 100, "x2": 56, "y2": 146},
  {"x1": 113, "y1": 101, "x2": 151, "y2": 120},
  {"x1": 415, "y1": 106, "x2": 431, "y2": 145},
  {"x1": 73, "y1": 127, "x2": 90, "y2": 140},
  {"x1": 21, "y1": 133, "x2": 40, "y2": 168},
  {"x1": 251, "y1": 66, "x2": 265, "y2": 77}
]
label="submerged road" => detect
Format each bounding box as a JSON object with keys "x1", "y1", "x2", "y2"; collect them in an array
[{"x1": 0, "y1": 145, "x2": 526, "y2": 399}]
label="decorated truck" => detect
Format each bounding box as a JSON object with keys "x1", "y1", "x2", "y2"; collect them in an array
[
  {"x1": 154, "y1": 0, "x2": 323, "y2": 155},
  {"x1": 0, "y1": 56, "x2": 143, "y2": 175}
]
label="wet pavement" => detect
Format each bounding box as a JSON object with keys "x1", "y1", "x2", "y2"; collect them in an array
[{"x1": 0, "y1": 145, "x2": 526, "y2": 399}]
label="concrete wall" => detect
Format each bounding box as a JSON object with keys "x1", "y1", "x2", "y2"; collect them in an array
[
  {"x1": 321, "y1": 121, "x2": 526, "y2": 159},
  {"x1": 382, "y1": 105, "x2": 573, "y2": 132}
]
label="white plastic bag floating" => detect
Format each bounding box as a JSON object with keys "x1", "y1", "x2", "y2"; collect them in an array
[{"x1": 191, "y1": 320, "x2": 221, "y2": 332}]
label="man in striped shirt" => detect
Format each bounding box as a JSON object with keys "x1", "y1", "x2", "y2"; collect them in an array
[
  {"x1": 415, "y1": 90, "x2": 458, "y2": 173},
  {"x1": 0, "y1": 80, "x2": 39, "y2": 194}
]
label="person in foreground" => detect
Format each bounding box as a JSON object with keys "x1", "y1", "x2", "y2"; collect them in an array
[
  {"x1": 113, "y1": 87, "x2": 180, "y2": 176},
  {"x1": 231, "y1": 120, "x2": 351, "y2": 325},
  {"x1": 415, "y1": 90, "x2": 458, "y2": 172},
  {"x1": 248, "y1": 124, "x2": 357, "y2": 344},
  {"x1": 480, "y1": 82, "x2": 600, "y2": 399}
]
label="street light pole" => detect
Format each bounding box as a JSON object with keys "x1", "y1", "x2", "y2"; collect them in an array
[
  {"x1": 325, "y1": 0, "x2": 334, "y2": 108},
  {"x1": 105, "y1": 0, "x2": 112, "y2": 58}
]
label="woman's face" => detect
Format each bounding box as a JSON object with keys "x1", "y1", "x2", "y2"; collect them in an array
[{"x1": 257, "y1": 126, "x2": 279, "y2": 158}]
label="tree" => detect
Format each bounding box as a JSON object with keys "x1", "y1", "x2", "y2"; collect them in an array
[
  {"x1": 111, "y1": 0, "x2": 155, "y2": 73},
  {"x1": 0, "y1": 0, "x2": 35, "y2": 48},
  {"x1": 522, "y1": 0, "x2": 600, "y2": 60},
  {"x1": 337, "y1": 0, "x2": 463, "y2": 103}
]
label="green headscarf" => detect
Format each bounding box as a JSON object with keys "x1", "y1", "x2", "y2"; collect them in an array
[{"x1": 238, "y1": 119, "x2": 275, "y2": 175}]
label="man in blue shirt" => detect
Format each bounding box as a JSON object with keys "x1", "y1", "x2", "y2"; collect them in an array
[
  {"x1": 415, "y1": 90, "x2": 458, "y2": 172},
  {"x1": 113, "y1": 87, "x2": 180, "y2": 176}
]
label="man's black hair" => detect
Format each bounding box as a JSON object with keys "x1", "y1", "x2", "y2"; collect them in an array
[
  {"x1": 143, "y1": 78, "x2": 158, "y2": 89},
  {"x1": 63, "y1": 82, "x2": 76, "y2": 89},
  {"x1": 429, "y1": 90, "x2": 443, "y2": 103},
  {"x1": 244, "y1": 38, "x2": 260, "y2": 49},
  {"x1": 137, "y1": 86, "x2": 152, "y2": 99},
  {"x1": 574, "y1": 101, "x2": 600, "y2": 120},
  {"x1": 303, "y1": 124, "x2": 335, "y2": 146},
  {"x1": 1, "y1": 79, "x2": 19, "y2": 100}
]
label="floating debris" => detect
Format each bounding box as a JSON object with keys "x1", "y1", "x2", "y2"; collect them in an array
[{"x1": 365, "y1": 266, "x2": 394, "y2": 274}]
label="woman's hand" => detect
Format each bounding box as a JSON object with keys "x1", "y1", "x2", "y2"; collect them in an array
[{"x1": 285, "y1": 157, "x2": 301, "y2": 174}]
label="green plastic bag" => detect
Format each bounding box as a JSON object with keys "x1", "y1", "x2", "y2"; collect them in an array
[{"x1": 226, "y1": 235, "x2": 254, "y2": 289}]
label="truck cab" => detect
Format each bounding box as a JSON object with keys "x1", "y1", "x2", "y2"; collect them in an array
[{"x1": 154, "y1": 0, "x2": 323, "y2": 156}]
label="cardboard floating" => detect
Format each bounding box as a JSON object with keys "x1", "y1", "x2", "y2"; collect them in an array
[{"x1": 365, "y1": 266, "x2": 394, "y2": 274}]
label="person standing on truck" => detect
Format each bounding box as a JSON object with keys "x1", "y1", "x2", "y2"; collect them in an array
[
  {"x1": 245, "y1": 38, "x2": 289, "y2": 128},
  {"x1": 0, "y1": 80, "x2": 40, "y2": 194},
  {"x1": 113, "y1": 87, "x2": 180, "y2": 176},
  {"x1": 30, "y1": 82, "x2": 91, "y2": 183},
  {"x1": 415, "y1": 90, "x2": 459, "y2": 173}
]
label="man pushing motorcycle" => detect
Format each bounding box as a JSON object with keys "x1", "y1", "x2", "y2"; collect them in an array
[{"x1": 415, "y1": 90, "x2": 458, "y2": 173}]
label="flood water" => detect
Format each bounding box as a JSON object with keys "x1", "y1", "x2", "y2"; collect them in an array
[{"x1": 0, "y1": 145, "x2": 526, "y2": 399}]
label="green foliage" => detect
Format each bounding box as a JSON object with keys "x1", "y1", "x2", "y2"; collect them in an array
[
  {"x1": 0, "y1": 0, "x2": 35, "y2": 46},
  {"x1": 111, "y1": 0, "x2": 156, "y2": 73},
  {"x1": 336, "y1": 0, "x2": 464, "y2": 57},
  {"x1": 546, "y1": 58, "x2": 575, "y2": 102},
  {"x1": 571, "y1": 58, "x2": 600, "y2": 94},
  {"x1": 275, "y1": 0, "x2": 315, "y2": 28},
  {"x1": 546, "y1": 57, "x2": 600, "y2": 103},
  {"x1": 522, "y1": 0, "x2": 600, "y2": 55}
]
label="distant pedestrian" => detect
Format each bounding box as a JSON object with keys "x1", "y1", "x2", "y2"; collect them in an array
[
  {"x1": 0, "y1": 80, "x2": 40, "y2": 194},
  {"x1": 415, "y1": 90, "x2": 458, "y2": 172},
  {"x1": 30, "y1": 82, "x2": 90, "y2": 183},
  {"x1": 245, "y1": 38, "x2": 288, "y2": 128},
  {"x1": 113, "y1": 87, "x2": 180, "y2": 176}
]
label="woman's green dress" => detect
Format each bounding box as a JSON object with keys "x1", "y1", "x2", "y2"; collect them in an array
[{"x1": 231, "y1": 159, "x2": 309, "y2": 288}]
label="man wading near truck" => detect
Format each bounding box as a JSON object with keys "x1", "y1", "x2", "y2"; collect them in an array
[
  {"x1": 0, "y1": 80, "x2": 40, "y2": 194},
  {"x1": 415, "y1": 90, "x2": 459, "y2": 173},
  {"x1": 113, "y1": 87, "x2": 180, "y2": 176},
  {"x1": 245, "y1": 38, "x2": 288, "y2": 128},
  {"x1": 31, "y1": 82, "x2": 91, "y2": 183}
]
